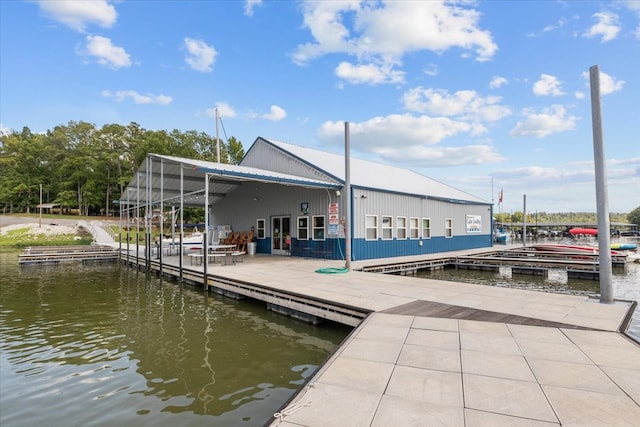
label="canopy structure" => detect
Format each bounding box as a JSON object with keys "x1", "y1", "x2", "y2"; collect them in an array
[{"x1": 119, "y1": 153, "x2": 341, "y2": 211}]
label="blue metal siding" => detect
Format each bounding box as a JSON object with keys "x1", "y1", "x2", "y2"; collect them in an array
[
  {"x1": 350, "y1": 234, "x2": 492, "y2": 261},
  {"x1": 282, "y1": 234, "x2": 491, "y2": 260}
]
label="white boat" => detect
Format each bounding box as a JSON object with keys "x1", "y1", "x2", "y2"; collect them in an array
[
  {"x1": 494, "y1": 229, "x2": 509, "y2": 243},
  {"x1": 162, "y1": 227, "x2": 203, "y2": 249}
]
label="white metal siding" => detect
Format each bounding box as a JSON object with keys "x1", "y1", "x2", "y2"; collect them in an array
[
  {"x1": 243, "y1": 140, "x2": 337, "y2": 183},
  {"x1": 351, "y1": 189, "x2": 491, "y2": 239},
  {"x1": 211, "y1": 182, "x2": 338, "y2": 238}
]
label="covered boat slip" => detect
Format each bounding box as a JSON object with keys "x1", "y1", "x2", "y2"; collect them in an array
[{"x1": 118, "y1": 153, "x2": 341, "y2": 261}]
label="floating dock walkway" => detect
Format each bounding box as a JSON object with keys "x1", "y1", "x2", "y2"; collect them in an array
[{"x1": 18, "y1": 244, "x2": 119, "y2": 265}]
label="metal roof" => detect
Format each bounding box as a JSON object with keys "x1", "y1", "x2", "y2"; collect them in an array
[
  {"x1": 120, "y1": 153, "x2": 340, "y2": 209},
  {"x1": 259, "y1": 138, "x2": 489, "y2": 204}
]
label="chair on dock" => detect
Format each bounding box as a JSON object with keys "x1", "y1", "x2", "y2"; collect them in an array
[{"x1": 237, "y1": 231, "x2": 254, "y2": 252}]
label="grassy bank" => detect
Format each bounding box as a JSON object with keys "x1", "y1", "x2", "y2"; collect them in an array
[
  {"x1": 0, "y1": 214, "x2": 97, "y2": 247},
  {"x1": 0, "y1": 226, "x2": 94, "y2": 247}
]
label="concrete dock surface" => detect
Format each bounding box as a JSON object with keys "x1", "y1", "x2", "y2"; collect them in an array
[{"x1": 271, "y1": 313, "x2": 639, "y2": 426}]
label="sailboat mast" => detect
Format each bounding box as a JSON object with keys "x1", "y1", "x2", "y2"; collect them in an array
[{"x1": 215, "y1": 107, "x2": 220, "y2": 163}]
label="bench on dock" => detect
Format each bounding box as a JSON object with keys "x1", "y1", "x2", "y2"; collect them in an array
[
  {"x1": 187, "y1": 252, "x2": 236, "y2": 266},
  {"x1": 227, "y1": 251, "x2": 246, "y2": 265}
]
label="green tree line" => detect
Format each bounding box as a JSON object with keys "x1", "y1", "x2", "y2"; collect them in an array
[
  {"x1": 495, "y1": 211, "x2": 635, "y2": 226},
  {"x1": 0, "y1": 121, "x2": 245, "y2": 216}
]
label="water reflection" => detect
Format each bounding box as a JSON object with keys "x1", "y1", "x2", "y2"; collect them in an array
[{"x1": 0, "y1": 250, "x2": 350, "y2": 427}]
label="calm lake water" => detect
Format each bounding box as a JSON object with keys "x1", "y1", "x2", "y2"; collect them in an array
[{"x1": 0, "y1": 249, "x2": 352, "y2": 427}]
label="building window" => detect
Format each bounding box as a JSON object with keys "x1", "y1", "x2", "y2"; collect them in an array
[
  {"x1": 382, "y1": 215, "x2": 393, "y2": 240},
  {"x1": 422, "y1": 218, "x2": 431, "y2": 239},
  {"x1": 366, "y1": 215, "x2": 378, "y2": 240},
  {"x1": 257, "y1": 218, "x2": 266, "y2": 239},
  {"x1": 297, "y1": 216, "x2": 309, "y2": 240},
  {"x1": 313, "y1": 215, "x2": 325, "y2": 240},
  {"x1": 397, "y1": 216, "x2": 407, "y2": 239},
  {"x1": 410, "y1": 217, "x2": 419, "y2": 239},
  {"x1": 445, "y1": 218, "x2": 453, "y2": 238}
]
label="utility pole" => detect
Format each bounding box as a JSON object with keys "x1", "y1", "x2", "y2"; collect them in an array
[
  {"x1": 590, "y1": 65, "x2": 613, "y2": 303},
  {"x1": 39, "y1": 184, "x2": 42, "y2": 228}
]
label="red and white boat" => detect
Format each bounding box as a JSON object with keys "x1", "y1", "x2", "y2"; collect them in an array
[{"x1": 569, "y1": 227, "x2": 598, "y2": 236}]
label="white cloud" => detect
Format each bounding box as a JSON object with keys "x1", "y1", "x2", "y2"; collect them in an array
[
  {"x1": 84, "y1": 35, "x2": 131, "y2": 69},
  {"x1": 583, "y1": 11, "x2": 621, "y2": 42},
  {"x1": 533, "y1": 74, "x2": 564, "y2": 96},
  {"x1": 581, "y1": 70, "x2": 624, "y2": 95},
  {"x1": 489, "y1": 76, "x2": 508, "y2": 89},
  {"x1": 488, "y1": 157, "x2": 640, "y2": 212},
  {"x1": 319, "y1": 114, "x2": 502, "y2": 167},
  {"x1": 38, "y1": 0, "x2": 117, "y2": 32},
  {"x1": 102, "y1": 90, "x2": 172, "y2": 105},
  {"x1": 321, "y1": 114, "x2": 480, "y2": 147},
  {"x1": 527, "y1": 18, "x2": 568, "y2": 37},
  {"x1": 184, "y1": 38, "x2": 217, "y2": 72},
  {"x1": 244, "y1": 0, "x2": 262, "y2": 16},
  {"x1": 207, "y1": 102, "x2": 237, "y2": 119},
  {"x1": 510, "y1": 105, "x2": 577, "y2": 138},
  {"x1": 575, "y1": 91, "x2": 586, "y2": 99},
  {"x1": 292, "y1": 1, "x2": 497, "y2": 73},
  {"x1": 335, "y1": 61, "x2": 405, "y2": 85},
  {"x1": 424, "y1": 64, "x2": 438, "y2": 77},
  {"x1": 379, "y1": 144, "x2": 504, "y2": 167},
  {"x1": 261, "y1": 105, "x2": 287, "y2": 121},
  {"x1": 543, "y1": 18, "x2": 567, "y2": 33},
  {"x1": 402, "y1": 87, "x2": 511, "y2": 122}
]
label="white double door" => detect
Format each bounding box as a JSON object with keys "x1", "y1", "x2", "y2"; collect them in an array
[{"x1": 271, "y1": 216, "x2": 291, "y2": 255}]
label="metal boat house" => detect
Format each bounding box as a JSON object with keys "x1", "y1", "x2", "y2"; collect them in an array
[{"x1": 120, "y1": 137, "x2": 493, "y2": 261}]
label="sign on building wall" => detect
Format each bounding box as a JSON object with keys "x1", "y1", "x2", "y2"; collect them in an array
[
  {"x1": 466, "y1": 214, "x2": 482, "y2": 233},
  {"x1": 328, "y1": 203, "x2": 342, "y2": 236}
]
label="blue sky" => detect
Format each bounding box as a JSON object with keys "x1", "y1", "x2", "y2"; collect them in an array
[{"x1": 1, "y1": 0, "x2": 639, "y2": 214}]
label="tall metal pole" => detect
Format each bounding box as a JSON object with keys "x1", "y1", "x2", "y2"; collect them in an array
[
  {"x1": 146, "y1": 157, "x2": 152, "y2": 270},
  {"x1": 179, "y1": 165, "x2": 184, "y2": 281},
  {"x1": 159, "y1": 159, "x2": 164, "y2": 275},
  {"x1": 344, "y1": 122, "x2": 352, "y2": 270},
  {"x1": 522, "y1": 194, "x2": 527, "y2": 246},
  {"x1": 203, "y1": 174, "x2": 209, "y2": 290},
  {"x1": 39, "y1": 184, "x2": 42, "y2": 228},
  {"x1": 590, "y1": 65, "x2": 613, "y2": 303},
  {"x1": 136, "y1": 171, "x2": 140, "y2": 267}
]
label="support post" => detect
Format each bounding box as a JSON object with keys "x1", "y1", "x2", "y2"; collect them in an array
[
  {"x1": 344, "y1": 122, "x2": 352, "y2": 270},
  {"x1": 203, "y1": 173, "x2": 209, "y2": 290},
  {"x1": 39, "y1": 184, "x2": 42, "y2": 228},
  {"x1": 589, "y1": 65, "x2": 613, "y2": 303},
  {"x1": 522, "y1": 194, "x2": 527, "y2": 247},
  {"x1": 159, "y1": 159, "x2": 163, "y2": 275},
  {"x1": 136, "y1": 172, "x2": 140, "y2": 268},
  {"x1": 179, "y1": 165, "x2": 184, "y2": 281}
]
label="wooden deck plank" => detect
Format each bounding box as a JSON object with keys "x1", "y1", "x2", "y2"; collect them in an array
[{"x1": 380, "y1": 300, "x2": 594, "y2": 330}]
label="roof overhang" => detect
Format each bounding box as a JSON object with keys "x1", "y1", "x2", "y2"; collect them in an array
[{"x1": 119, "y1": 153, "x2": 341, "y2": 209}]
